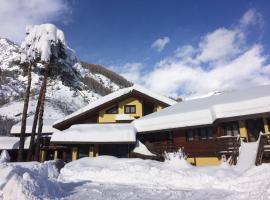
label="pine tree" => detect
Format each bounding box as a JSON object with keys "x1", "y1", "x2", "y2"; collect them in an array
[{"x1": 18, "y1": 63, "x2": 32, "y2": 161}]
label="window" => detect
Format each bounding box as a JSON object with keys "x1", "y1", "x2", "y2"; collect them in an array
[
  {"x1": 186, "y1": 130, "x2": 195, "y2": 141},
  {"x1": 207, "y1": 128, "x2": 214, "y2": 139},
  {"x1": 199, "y1": 128, "x2": 207, "y2": 140},
  {"x1": 224, "y1": 122, "x2": 239, "y2": 136},
  {"x1": 124, "y1": 105, "x2": 136, "y2": 114},
  {"x1": 105, "y1": 105, "x2": 118, "y2": 114},
  {"x1": 199, "y1": 127, "x2": 214, "y2": 140}
]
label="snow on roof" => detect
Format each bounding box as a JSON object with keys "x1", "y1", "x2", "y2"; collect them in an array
[
  {"x1": 115, "y1": 114, "x2": 135, "y2": 121},
  {"x1": 51, "y1": 124, "x2": 136, "y2": 143},
  {"x1": 10, "y1": 119, "x2": 58, "y2": 134},
  {"x1": 53, "y1": 85, "x2": 176, "y2": 127},
  {"x1": 0, "y1": 137, "x2": 30, "y2": 150},
  {"x1": 134, "y1": 85, "x2": 270, "y2": 132}
]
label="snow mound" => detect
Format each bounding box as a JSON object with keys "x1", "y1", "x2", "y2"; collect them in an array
[
  {"x1": 0, "y1": 161, "x2": 62, "y2": 200},
  {"x1": 164, "y1": 150, "x2": 193, "y2": 169},
  {"x1": 0, "y1": 150, "x2": 10, "y2": 164},
  {"x1": 59, "y1": 156, "x2": 224, "y2": 190},
  {"x1": 234, "y1": 136, "x2": 260, "y2": 173}
]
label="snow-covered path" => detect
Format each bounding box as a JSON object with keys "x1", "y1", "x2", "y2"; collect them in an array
[
  {"x1": 1, "y1": 155, "x2": 270, "y2": 200},
  {"x1": 63, "y1": 182, "x2": 228, "y2": 200}
]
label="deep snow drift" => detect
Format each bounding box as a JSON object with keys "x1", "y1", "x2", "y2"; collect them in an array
[{"x1": 0, "y1": 154, "x2": 270, "y2": 200}]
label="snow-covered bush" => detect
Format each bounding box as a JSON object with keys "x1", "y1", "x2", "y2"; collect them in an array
[{"x1": 164, "y1": 149, "x2": 192, "y2": 169}]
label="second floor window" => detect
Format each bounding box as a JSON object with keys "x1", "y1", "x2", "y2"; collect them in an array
[
  {"x1": 199, "y1": 127, "x2": 214, "y2": 140},
  {"x1": 186, "y1": 130, "x2": 195, "y2": 141},
  {"x1": 224, "y1": 122, "x2": 239, "y2": 136},
  {"x1": 105, "y1": 105, "x2": 118, "y2": 114},
  {"x1": 124, "y1": 105, "x2": 136, "y2": 114}
]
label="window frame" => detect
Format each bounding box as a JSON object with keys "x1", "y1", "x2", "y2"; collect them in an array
[{"x1": 124, "y1": 105, "x2": 136, "y2": 114}]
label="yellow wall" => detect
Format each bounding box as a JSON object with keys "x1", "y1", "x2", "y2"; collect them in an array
[
  {"x1": 98, "y1": 97, "x2": 162, "y2": 123},
  {"x1": 239, "y1": 120, "x2": 248, "y2": 141},
  {"x1": 71, "y1": 147, "x2": 78, "y2": 161},
  {"x1": 263, "y1": 118, "x2": 269, "y2": 133},
  {"x1": 154, "y1": 104, "x2": 164, "y2": 112},
  {"x1": 187, "y1": 157, "x2": 221, "y2": 166}
]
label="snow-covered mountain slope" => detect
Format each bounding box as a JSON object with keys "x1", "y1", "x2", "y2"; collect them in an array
[{"x1": 0, "y1": 38, "x2": 132, "y2": 135}]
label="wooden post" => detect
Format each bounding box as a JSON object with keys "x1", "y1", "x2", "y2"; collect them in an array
[
  {"x1": 263, "y1": 118, "x2": 269, "y2": 133},
  {"x1": 239, "y1": 120, "x2": 248, "y2": 142},
  {"x1": 71, "y1": 147, "x2": 78, "y2": 161},
  {"x1": 54, "y1": 150, "x2": 58, "y2": 160},
  {"x1": 89, "y1": 145, "x2": 94, "y2": 157},
  {"x1": 94, "y1": 145, "x2": 99, "y2": 157},
  {"x1": 40, "y1": 150, "x2": 46, "y2": 162}
]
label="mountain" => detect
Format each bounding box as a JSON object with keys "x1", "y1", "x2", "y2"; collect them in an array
[{"x1": 0, "y1": 38, "x2": 132, "y2": 135}]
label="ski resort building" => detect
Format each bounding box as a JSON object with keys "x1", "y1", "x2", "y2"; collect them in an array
[
  {"x1": 7, "y1": 84, "x2": 270, "y2": 166},
  {"x1": 134, "y1": 85, "x2": 270, "y2": 166},
  {"x1": 49, "y1": 85, "x2": 176, "y2": 162}
]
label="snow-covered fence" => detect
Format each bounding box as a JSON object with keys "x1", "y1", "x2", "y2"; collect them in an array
[{"x1": 215, "y1": 136, "x2": 241, "y2": 165}]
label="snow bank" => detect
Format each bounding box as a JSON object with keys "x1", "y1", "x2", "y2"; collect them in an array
[
  {"x1": 0, "y1": 151, "x2": 10, "y2": 164},
  {"x1": 59, "y1": 156, "x2": 230, "y2": 190},
  {"x1": 234, "y1": 137, "x2": 260, "y2": 173},
  {"x1": 0, "y1": 161, "x2": 62, "y2": 200}
]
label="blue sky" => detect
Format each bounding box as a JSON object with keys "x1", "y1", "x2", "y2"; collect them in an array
[
  {"x1": 60, "y1": 1, "x2": 267, "y2": 65},
  {"x1": 1, "y1": 0, "x2": 270, "y2": 96}
]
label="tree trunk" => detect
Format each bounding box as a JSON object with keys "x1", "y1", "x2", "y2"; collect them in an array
[
  {"x1": 26, "y1": 66, "x2": 43, "y2": 161},
  {"x1": 18, "y1": 63, "x2": 32, "y2": 162},
  {"x1": 34, "y1": 63, "x2": 49, "y2": 161}
]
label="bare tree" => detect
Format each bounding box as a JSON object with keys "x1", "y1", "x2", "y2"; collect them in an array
[
  {"x1": 34, "y1": 63, "x2": 49, "y2": 161},
  {"x1": 26, "y1": 63, "x2": 43, "y2": 161},
  {"x1": 18, "y1": 63, "x2": 32, "y2": 161}
]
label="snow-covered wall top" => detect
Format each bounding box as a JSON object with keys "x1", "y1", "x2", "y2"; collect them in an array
[
  {"x1": 134, "y1": 84, "x2": 270, "y2": 132},
  {"x1": 10, "y1": 119, "x2": 57, "y2": 134},
  {"x1": 51, "y1": 124, "x2": 136, "y2": 143}
]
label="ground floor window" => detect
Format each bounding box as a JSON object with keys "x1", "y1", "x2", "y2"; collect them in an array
[
  {"x1": 78, "y1": 145, "x2": 89, "y2": 159},
  {"x1": 99, "y1": 144, "x2": 130, "y2": 158}
]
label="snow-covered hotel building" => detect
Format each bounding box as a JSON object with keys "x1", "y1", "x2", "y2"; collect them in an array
[
  {"x1": 48, "y1": 84, "x2": 270, "y2": 166},
  {"x1": 7, "y1": 84, "x2": 270, "y2": 166},
  {"x1": 50, "y1": 85, "x2": 176, "y2": 162}
]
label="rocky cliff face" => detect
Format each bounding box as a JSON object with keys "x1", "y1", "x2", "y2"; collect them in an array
[{"x1": 0, "y1": 38, "x2": 132, "y2": 135}]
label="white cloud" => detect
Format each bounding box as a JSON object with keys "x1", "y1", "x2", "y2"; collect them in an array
[
  {"x1": 110, "y1": 62, "x2": 144, "y2": 83},
  {"x1": 239, "y1": 9, "x2": 264, "y2": 28},
  {"x1": 197, "y1": 28, "x2": 244, "y2": 63},
  {"x1": 144, "y1": 44, "x2": 270, "y2": 97},
  {"x1": 140, "y1": 10, "x2": 270, "y2": 97},
  {"x1": 151, "y1": 36, "x2": 170, "y2": 52},
  {"x1": 0, "y1": 0, "x2": 70, "y2": 43}
]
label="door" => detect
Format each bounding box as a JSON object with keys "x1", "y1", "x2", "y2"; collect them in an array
[{"x1": 246, "y1": 118, "x2": 264, "y2": 142}]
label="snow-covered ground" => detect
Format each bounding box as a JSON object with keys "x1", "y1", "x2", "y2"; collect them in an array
[{"x1": 0, "y1": 151, "x2": 270, "y2": 200}]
